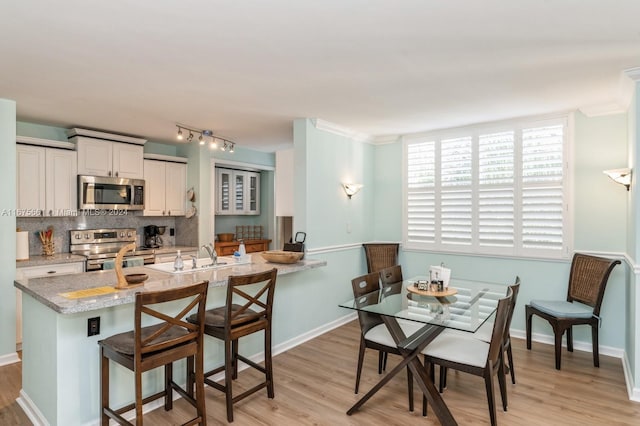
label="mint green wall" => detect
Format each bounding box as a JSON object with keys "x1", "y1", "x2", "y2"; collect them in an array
[
  {"x1": 629, "y1": 84, "x2": 640, "y2": 389},
  {"x1": 574, "y1": 112, "x2": 629, "y2": 250},
  {"x1": 144, "y1": 141, "x2": 179, "y2": 156},
  {"x1": 293, "y1": 120, "x2": 309, "y2": 234},
  {"x1": 294, "y1": 118, "x2": 375, "y2": 248},
  {"x1": 373, "y1": 141, "x2": 403, "y2": 240},
  {"x1": 0, "y1": 100, "x2": 17, "y2": 359},
  {"x1": 16, "y1": 121, "x2": 67, "y2": 141},
  {"x1": 372, "y1": 113, "x2": 630, "y2": 350}
]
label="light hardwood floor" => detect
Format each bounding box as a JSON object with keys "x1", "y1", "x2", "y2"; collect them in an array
[{"x1": 2, "y1": 321, "x2": 639, "y2": 425}]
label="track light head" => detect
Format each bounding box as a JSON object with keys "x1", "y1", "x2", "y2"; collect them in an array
[{"x1": 174, "y1": 125, "x2": 235, "y2": 153}]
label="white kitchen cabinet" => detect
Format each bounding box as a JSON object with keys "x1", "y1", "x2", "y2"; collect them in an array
[
  {"x1": 216, "y1": 168, "x2": 260, "y2": 215},
  {"x1": 15, "y1": 262, "x2": 84, "y2": 348},
  {"x1": 16, "y1": 144, "x2": 77, "y2": 217},
  {"x1": 76, "y1": 137, "x2": 144, "y2": 179},
  {"x1": 143, "y1": 159, "x2": 186, "y2": 216}
]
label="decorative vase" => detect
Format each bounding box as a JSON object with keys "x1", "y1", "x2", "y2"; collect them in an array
[{"x1": 42, "y1": 241, "x2": 55, "y2": 257}]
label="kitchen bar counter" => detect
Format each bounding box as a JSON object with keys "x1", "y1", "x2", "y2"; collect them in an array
[
  {"x1": 16, "y1": 253, "x2": 328, "y2": 425},
  {"x1": 15, "y1": 255, "x2": 327, "y2": 314}
]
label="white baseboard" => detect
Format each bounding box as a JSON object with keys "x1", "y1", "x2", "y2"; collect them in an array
[
  {"x1": 622, "y1": 352, "x2": 640, "y2": 402},
  {"x1": 17, "y1": 389, "x2": 49, "y2": 426},
  {"x1": 0, "y1": 352, "x2": 20, "y2": 367},
  {"x1": 510, "y1": 328, "x2": 624, "y2": 358},
  {"x1": 510, "y1": 327, "x2": 640, "y2": 401}
]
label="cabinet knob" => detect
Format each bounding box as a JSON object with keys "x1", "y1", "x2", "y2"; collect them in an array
[
  {"x1": 108, "y1": 171, "x2": 112, "y2": 177},
  {"x1": 115, "y1": 171, "x2": 119, "y2": 177}
]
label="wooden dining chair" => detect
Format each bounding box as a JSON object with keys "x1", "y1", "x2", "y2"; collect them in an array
[
  {"x1": 422, "y1": 289, "x2": 513, "y2": 426},
  {"x1": 351, "y1": 272, "x2": 423, "y2": 412},
  {"x1": 362, "y1": 243, "x2": 399, "y2": 273},
  {"x1": 379, "y1": 264, "x2": 403, "y2": 287},
  {"x1": 525, "y1": 253, "x2": 620, "y2": 370},
  {"x1": 99, "y1": 280, "x2": 209, "y2": 426},
  {"x1": 187, "y1": 269, "x2": 277, "y2": 423},
  {"x1": 439, "y1": 277, "x2": 521, "y2": 393}
]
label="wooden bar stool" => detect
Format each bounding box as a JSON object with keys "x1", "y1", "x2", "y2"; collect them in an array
[
  {"x1": 187, "y1": 268, "x2": 277, "y2": 423},
  {"x1": 99, "y1": 281, "x2": 209, "y2": 426}
]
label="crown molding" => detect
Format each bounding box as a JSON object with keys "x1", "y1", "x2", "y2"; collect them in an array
[
  {"x1": 371, "y1": 134, "x2": 401, "y2": 145},
  {"x1": 143, "y1": 153, "x2": 188, "y2": 163},
  {"x1": 311, "y1": 118, "x2": 372, "y2": 143},
  {"x1": 579, "y1": 103, "x2": 627, "y2": 117},
  {"x1": 624, "y1": 67, "x2": 640, "y2": 82},
  {"x1": 16, "y1": 135, "x2": 75, "y2": 150}
]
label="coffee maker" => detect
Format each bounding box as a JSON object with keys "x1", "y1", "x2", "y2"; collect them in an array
[{"x1": 143, "y1": 225, "x2": 165, "y2": 248}]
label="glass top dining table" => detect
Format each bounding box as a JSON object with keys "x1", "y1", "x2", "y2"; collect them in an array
[{"x1": 339, "y1": 276, "x2": 507, "y2": 425}]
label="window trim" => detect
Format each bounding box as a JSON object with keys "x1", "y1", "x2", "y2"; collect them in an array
[{"x1": 402, "y1": 113, "x2": 574, "y2": 260}]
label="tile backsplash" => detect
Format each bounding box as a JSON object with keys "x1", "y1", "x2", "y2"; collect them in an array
[{"x1": 16, "y1": 213, "x2": 198, "y2": 257}]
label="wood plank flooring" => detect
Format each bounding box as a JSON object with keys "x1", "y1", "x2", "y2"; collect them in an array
[{"x1": 2, "y1": 320, "x2": 639, "y2": 425}]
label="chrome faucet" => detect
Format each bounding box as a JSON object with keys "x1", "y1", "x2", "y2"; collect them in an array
[{"x1": 201, "y1": 243, "x2": 217, "y2": 266}]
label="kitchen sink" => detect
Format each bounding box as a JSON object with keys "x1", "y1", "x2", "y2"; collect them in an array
[{"x1": 145, "y1": 256, "x2": 250, "y2": 274}]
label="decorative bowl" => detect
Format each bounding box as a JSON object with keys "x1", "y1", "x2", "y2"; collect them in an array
[
  {"x1": 217, "y1": 233, "x2": 235, "y2": 242},
  {"x1": 260, "y1": 250, "x2": 304, "y2": 264},
  {"x1": 125, "y1": 273, "x2": 149, "y2": 284}
]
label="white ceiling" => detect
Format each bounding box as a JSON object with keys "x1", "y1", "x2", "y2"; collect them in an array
[{"x1": 2, "y1": 1, "x2": 640, "y2": 151}]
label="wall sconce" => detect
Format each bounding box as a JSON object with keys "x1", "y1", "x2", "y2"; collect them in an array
[
  {"x1": 603, "y1": 168, "x2": 632, "y2": 191},
  {"x1": 342, "y1": 183, "x2": 363, "y2": 199},
  {"x1": 176, "y1": 125, "x2": 236, "y2": 153}
]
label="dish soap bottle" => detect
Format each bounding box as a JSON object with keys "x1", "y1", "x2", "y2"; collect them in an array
[
  {"x1": 174, "y1": 250, "x2": 184, "y2": 271},
  {"x1": 238, "y1": 241, "x2": 246, "y2": 257}
]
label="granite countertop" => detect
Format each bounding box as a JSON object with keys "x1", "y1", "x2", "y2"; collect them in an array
[
  {"x1": 15, "y1": 255, "x2": 327, "y2": 315},
  {"x1": 16, "y1": 253, "x2": 87, "y2": 268},
  {"x1": 15, "y1": 247, "x2": 200, "y2": 268}
]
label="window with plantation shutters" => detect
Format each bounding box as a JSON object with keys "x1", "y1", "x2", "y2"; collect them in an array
[{"x1": 404, "y1": 116, "x2": 570, "y2": 259}]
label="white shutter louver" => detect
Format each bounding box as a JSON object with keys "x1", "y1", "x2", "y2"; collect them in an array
[
  {"x1": 441, "y1": 137, "x2": 472, "y2": 245},
  {"x1": 521, "y1": 125, "x2": 564, "y2": 251},
  {"x1": 407, "y1": 141, "x2": 436, "y2": 243},
  {"x1": 478, "y1": 132, "x2": 514, "y2": 248}
]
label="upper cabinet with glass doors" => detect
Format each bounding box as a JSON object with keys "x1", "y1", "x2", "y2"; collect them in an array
[{"x1": 215, "y1": 168, "x2": 260, "y2": 215}]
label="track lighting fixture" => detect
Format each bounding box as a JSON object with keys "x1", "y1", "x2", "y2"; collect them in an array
[{"x1": 175, "y1": 125, "x2": 236, "y2": 153}]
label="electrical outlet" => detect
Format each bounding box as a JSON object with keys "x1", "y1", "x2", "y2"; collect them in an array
[{"x1": 88, "y1": 317, "x2": 100, "y2": 336}]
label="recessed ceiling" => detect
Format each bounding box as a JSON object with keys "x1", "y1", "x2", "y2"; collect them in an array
[{"x1": 2, "y1": 1, "x2": 640, "y2": 151}]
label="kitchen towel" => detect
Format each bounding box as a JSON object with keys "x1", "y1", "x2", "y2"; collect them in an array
[{"x1": 16, "y1": 231, "x2": 29, "y2": 260}]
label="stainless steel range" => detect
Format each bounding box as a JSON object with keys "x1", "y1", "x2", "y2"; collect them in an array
[{"x1": 70, "y1": 228, "x2": 155, "y2": 271}]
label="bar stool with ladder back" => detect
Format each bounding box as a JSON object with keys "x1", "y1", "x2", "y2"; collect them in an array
[
  {"x1": 98, "y1": 280, "x2": 209, "y2": 426},
  {"x1": 187, "y1": 269, "x2": 278, "y2": 423}
]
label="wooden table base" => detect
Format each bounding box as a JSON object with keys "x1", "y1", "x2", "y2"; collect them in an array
[{"x1": 346, "y1": 317, "x2": 458, "y2": 426}]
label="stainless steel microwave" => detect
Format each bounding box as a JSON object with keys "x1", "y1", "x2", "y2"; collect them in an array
[{"x1": 78, "y1": 175, "x2": 145, "y2": 210}]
